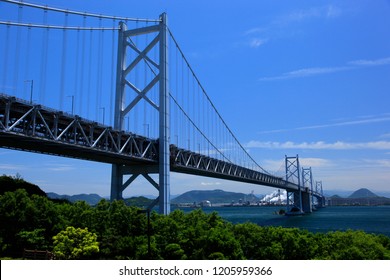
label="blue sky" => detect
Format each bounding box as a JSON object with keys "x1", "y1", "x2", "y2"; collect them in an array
[{"x1": 1, "y1": 0, "x2": 390, "y2": 197}]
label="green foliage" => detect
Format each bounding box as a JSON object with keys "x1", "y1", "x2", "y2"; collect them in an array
[
  {"x1": 1, "y1": 181, "x2": 390, "y2": 260},
  {"x1": 0, "y1": 175, "x2": 47, "y2": 197},
  {"x1": 315, "y1": 230, "x2": 389, "y2": 260},
  {"x1": 52, "y1": 226, "x2": 99, "y2": 259},
  {"x1": 17, "y1": 229, "x2": 47, "y2": 250}
]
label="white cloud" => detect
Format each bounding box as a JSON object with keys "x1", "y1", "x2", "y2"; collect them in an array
[
  {"x1": 259, "y1": 66, "x2": 351, "y2": 81},
  {"x1": 259, "y1": 56, "x2": 390, "y2": 81},
  {"x1": 259, "y1": 114, "x2": 390, "y2": 134},
  {"x1": 326, "y1": 5, "x2": 342, "y2": 18},
  {"x1": 0, "y1": 164, "x2": 25, "y2": 171},
  {"x1": 300, "y1": 157, "x2": 333, "y2": 167},
  {"x1": 249, "y1": 38, "x2": 268, "y2": 48},
  {"x1": 279, "y1": 5, "x2": 342, "y2": 24},
  {"x1": 201, "y1": 182, "x2": 221, "y2": 186},
  {"x1": 243, "y1": 5, "x2": 341, "y2": 50},
  {"x1": 349, "y1": 57, "x2": 390, "y2": 66},
  {"x1": 246, "y1": 140, "x2": 390, "y2": 150},
  {"x1": 362, "y1": 159, "x2": 390, "y2": 168},
  {"x1": 45, "y1": 164, "x2": 75, "y2": 172},
  {"x1": 380, "y1": 132, "x2": 390, "y2": 139}
]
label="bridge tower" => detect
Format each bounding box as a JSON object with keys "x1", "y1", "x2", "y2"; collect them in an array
[
  {"x1": 315, "y1": 181, "x2": 325, "y2": 207},
  {"x1": 111, "y1": 13, "x2": 170, "y2": 214},
  {"x1": 285, "y1": 155, "x2": 303, "y2": 214},
  {"x1": 302, "y1": 167, "x2": 313, "y2": 213}
]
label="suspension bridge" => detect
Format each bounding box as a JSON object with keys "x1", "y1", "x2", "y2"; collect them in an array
[{"x1": 0, "y1": 0, "x2": 325, "y2": 215}]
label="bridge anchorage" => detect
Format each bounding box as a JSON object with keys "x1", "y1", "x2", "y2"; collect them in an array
[{"x1": 0, "y1": 1, "x2": 326, "y2": 215}]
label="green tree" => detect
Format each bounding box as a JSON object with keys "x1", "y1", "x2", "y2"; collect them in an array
[
  {"x1": 17, "y1": 229, "x2": 47, "y2": 250},
  {"x1": 52, "y1": 226, "x2": 99, "y2": 259},
  {"x1": 317, "y1": 230, "x2": 389, "y2": 260}
]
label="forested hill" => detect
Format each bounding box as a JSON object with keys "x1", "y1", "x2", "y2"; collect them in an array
[
  {"x1": 172, "y1": 189, "x2": 259, "y2": 204},
  {"x1": 348, "y1": 188, "x2": 378, "y2": 198},
  {"x1": 47, "y1": 192, "x2": 103, "y2": 205},
  {"x1": 0, "y1": 175, "x2": 46, "y2": 197}
]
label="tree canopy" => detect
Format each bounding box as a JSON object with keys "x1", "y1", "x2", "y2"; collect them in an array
[{"x1": 0, "y1": 177, "x2": 390, "y2": 260}]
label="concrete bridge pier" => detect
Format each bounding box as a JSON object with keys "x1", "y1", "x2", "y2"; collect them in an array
[{"x1": 301, "y1": 191, "x2": 312, "y2": 213}]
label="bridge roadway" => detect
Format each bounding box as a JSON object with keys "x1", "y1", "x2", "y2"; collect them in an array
[{"x1": 0, "y1": 94, "x2": 320, "y2": 197}]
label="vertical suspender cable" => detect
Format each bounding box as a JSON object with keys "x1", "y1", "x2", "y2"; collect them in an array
[
  {"x1": 187, "y1": 66, "x2": 190, "y2": 149},
  {"x1": 193, "y1": 76, "x2": 196, "y2": 153},
  {"x1": 78, "y1": 16, "x2": 87, "y2": 117},
  {"x1": 23, "y1": 26, "x2": 32, "y2": 100},
  {"x1": 59, "y1": 12, "x2": 68, "y2": 111},
  {"x1": 174, "y1": 39, "x2": 179, "y2": 146},
  {"x1": 134, "y1": 21, "x2": 139, "y2": 133},
  {"x1": 96, "y1": 17, "x2": 104, "y2": 123},
  {"x1": 97, "y1": 18, "x2": 106, "y2": 123},
  {"x1": 109, "y1": 19, "x2": 116, "y2": 126},
  {"x1": 73, "y1": 28, "x2": 80, "y2": 113},
  {"x1": 143, "y1": 22, "x2": 148, "y2": 136},
  {"x1": 12, "y1": 3, "x2": 23, "y2": 96},
  {"x1": 2, "y1": 24, "x2": 10, "y2": 94},
  {"x1": 86, "y1": 29, "x2": 93, "y2": 119},
  {"x1": 39, "y1": 8, "x2": 49, "y2": 104},
  {"x1": 181, "y1": 53, "x2": 184, "y2": 149}
]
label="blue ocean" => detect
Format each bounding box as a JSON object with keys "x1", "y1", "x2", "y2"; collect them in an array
[{"x1": 176, "y1": 205, "x2": 390, "y2": 237}]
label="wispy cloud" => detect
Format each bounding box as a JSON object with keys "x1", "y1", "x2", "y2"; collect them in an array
[
  {"x1": 263, "y1": 157, "x2": 332, "y2": 171},
  {"x1": 0, "y1": 164, "x2": 25, "y2": 171},
  {"x1": 380, "y1": 132, "x2": 390, "y2": 139},
  {"x1": 259, "y1": 66, "x2": 351, "y2": 81},
  {"x1": 249, "y1": 38, "x2": 268, "y2": 48},
  {"x1": 201, "y1": 182, "x2": 221, "y2": 186},
  {"x1": 349, "y1": 57, "x2": 390, "y2": 66},
  {"x1": 246, "y1": 140, "x2": 390, "y2": 150},
  {"x1": 243, "y1": 5, "x2": 341, "y2": 49},
  {"x1": 259, "y1": 114, "x2": 390, "y2": 134},
  {"x1": 282, "y1": 5, "x2": 342, "y2": 23},
  {"x1": 45, "y1": 164, "x2": 74, "y2": 172},
  {"x1": 259, "y1": 56, "x2": 390, "y2": 81},
  {"x1": 362, "y1": 159, "x2": 390, "y2": 168}
]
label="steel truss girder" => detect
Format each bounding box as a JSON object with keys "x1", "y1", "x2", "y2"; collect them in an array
[
  {"x1": 171, "y1": 147, "x2": 300, "y2": 191},
  {"x1": 1, "y1": 94, "x2": 325, "y2": 207},
  {"x1": 0, "y1": 94, "x2": 158, "y2": 163}
]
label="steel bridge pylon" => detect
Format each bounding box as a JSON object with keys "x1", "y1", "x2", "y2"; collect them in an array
[
  {"x1": 302, "y1": 167, "x2": 313, "y2": 213},
  {"x1": 111, "y1": 13, "x2": 170, "y2": 214},
  {"x1": 285, "y1": 155, "x2": 304, "y2": 214},
  {"x1": 315, "y1": 180, "x2": 325, "y2": 208}
]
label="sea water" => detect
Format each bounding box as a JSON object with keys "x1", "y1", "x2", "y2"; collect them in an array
[{"x1": 176, "y1": 205, "x2": 390, "y2": 236}]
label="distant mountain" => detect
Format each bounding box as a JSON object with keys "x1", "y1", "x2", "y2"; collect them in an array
[
  {"x1": 172, "y1": 189, "x2": 258, "y2": 204},
  {"x1": 47, "y1": 192, "x2": 156, "y2": 207},
  {"x1": 47, "y1": 192, "x2": 104, "y2": 205},
  {"x1": 349, "y1": 188, "x2": 378, "y2": 198},
  {"x1": 124, "y1": 196, "x2": 154, "y2": 208},
  {"x1": 329, "y1": 188, "x2": 390, "y2": 206}
]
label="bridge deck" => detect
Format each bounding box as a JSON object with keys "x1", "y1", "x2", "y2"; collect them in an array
[{"x1": 0, "y1": 94, "x2": 323, "y2": 196}]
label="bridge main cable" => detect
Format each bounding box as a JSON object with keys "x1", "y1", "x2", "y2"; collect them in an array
[
  {"x1": 1, "y1": 0, "x2": 161, "y2": 23},
  {"x1": 0, "y1": 21, "x2": 119, "y2": 30},
  {"x1": 168, "y1": 28, "x2": 271, "y2": 175}
]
